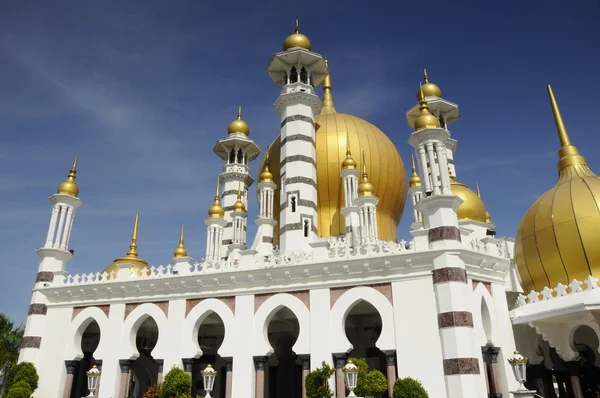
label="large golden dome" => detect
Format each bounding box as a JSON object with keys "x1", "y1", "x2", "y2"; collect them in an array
[
  {"x1": 258, "y1": 73, "x2": 406, "y2": 243},
  {"x1": 450, "y1": 178, "x2": 488, "y2": 223},
  {"x1": 515, "y1": 85, "x2": 600, "y2": 293}
]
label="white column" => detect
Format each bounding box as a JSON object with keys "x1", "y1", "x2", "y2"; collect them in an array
[
  {"x1": 426, "y1": 142, "x2": 441, "y2": 195},
  {"x1": 231, "y1": 295, "x2": 255, "y2": 398},
  {"x1": 53, "y1": 206, "x2": 67, "y2": 249},
  {"x1": 64, "y1": 208, "x2": 77, "y2": 248},
  {"x1": 60, "y1": 207, "x2": 74, "y2": 250},
  {"x1": 372, "y1": 207, "x2": 378, "y2": 240},
  {"x1": 435, "y1": 143, "x2": 451, "y2": 194},
  {"x1": 45, "y1": 204, "x2": 60, "y2": 248},
  {"x1": 418, "y1": 145, "x2": 432, "y2": 194}
]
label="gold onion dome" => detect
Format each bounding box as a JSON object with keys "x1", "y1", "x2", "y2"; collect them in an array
[
  {"x1": 258, "y1": 69, "x2": 406, "y2": 243},
  {"x1": 173, "y1": 224, "x2": 188, "y2": 258},
  {"x1": 414, "y1": 84, "x2": 440, "y2": 131},
  {"x1": 283, "y1": 20, "x2": 312, "y2": 51},
  {"x1": 102, "y1": 213, "x2": 150, "y2": 278},
  {"x1": 233, "y1": 184, "x2": 246, "y2": 213},
  {"x1": 358, "y1": 154, "x2": 376, "y2": 197},
  {"x1": 227, "y1": 106, "x2": 249, "y2": 136},
  {"x1": 409, "y1": 154, "x2": 421, "y2": 187},
  {"x1": 515, "y1": 85, "x2": 600, "y2": 293},
  {"x1": 448, "y1": 171, "x2": 487, "y2": 223},
  {"x1": 417, "y1": 69, "x2": 442, "y2": 101},
  {"x1": 57, "y1": 155, "x2": 80, "y2": 197},
  {"x1": 260, "y1": 154, "x2": 274, "y2": 182},
  {"x1": 208, "y1": 180, "x2": 225, "y2": 218}
]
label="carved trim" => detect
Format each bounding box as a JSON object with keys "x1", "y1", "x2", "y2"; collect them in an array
[
  {"x1": 298, "y1": 354, "x2": 310, "y2": 370},
  {"x1": 443, "y1": 358, "x2": 480, "y2": 375},
  {"x1": 383, "y1": 350, "x2": 397, "y2": 367},
  {"x1": 432, "y1": 268, "x2": 468, "y2": 284},
  {"x1": 28, "y1": 303, "x2": 47, "y2": 315},
  {"x1": 253, "y1": 356, "x2": 269, "y2": 371},
  {"x1": 119, "y1": 359, "x2": 133, "y2": 373},
  {"x1": 281, "y1": 115, "x2": 315, "y2": 128},
  {"x1": 428, "y1": 226, "x2": 461, "y2": 243},
  {"x1": 21, "y1": 336, "x2": 41, "y2": 349},
  {"x1": 65, "y1": 360, "x2": 79, "y2": 374},
  {"x1": 281, "y1": 155, "x2": 316, "y2": 168},
  {"x1": 438, "y1": 311, "x2": 474, "y2": 328},
  {"x1": 332, "y1": 353, "x2": 348, "y2": 368},
  {"x1": 182, "y1": 358, "x2": 194, "y2": 372},
  {"x1": 281, "y1": 134, "x2": 316, "y2": 148},
  {"x1": 36, "y1": 271, "x2": 54, "y2": 283}
]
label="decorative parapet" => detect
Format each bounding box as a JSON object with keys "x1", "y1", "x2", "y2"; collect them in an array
[
  {"x1": 516, "y1": 275, "x2": 600, "y2": 307},
  {"x1": 325, "y1": 237, "x2": 415, "y2": 260},
  {"x1": 468, "y1": 237, "x2": 507, "y2": 258}
]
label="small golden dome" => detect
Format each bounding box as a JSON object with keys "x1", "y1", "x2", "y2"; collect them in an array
[
  {"x1": 450, "y1": 178, "x2": 488, "y2": 223},
  {"x1": 342, "y1": 132, "x2": 357, "y2": 170},
  {"x1": 173, "y1": 224, "x2": 188, "y2": 258},
  {"x1": 409, "y1": 154, "x2": 421, "y2": 187},
  {"x1": 358, "y1": 154, "x2": 376, "y2": 197},
  {"x1": 57, "y1": 155, "x2": 79, "y2": 197},
  {"x1": 515, "y1": 85, "x2": 600, "y2": 293},
  {"x1": 102, "y1": 213, "x2": 150, "y2": 278},
  {"x1": 416, "y1": 69, "x2": 442, "y2": 101},
  {"x1": 414, "y1": 85, "x2": 440, "y2": 131},
  {"x1": 227, "y1": 106, "x2": 249, "y2": 136},
  {"x1": 485, "y1": 211, "x2": 492, "y2": 224},
  {"x1": 233, "y1": 184, "x2": 246, "y2": 213},
  {"x1": 208, "y1": 180, "x2": 225, "y2": 218},
  {"x1": 283, "y1": 20, "x2": 312, "y2": 51},
  {"x1": 260, "y1": 154, "x2": 274, "y2": 182}
]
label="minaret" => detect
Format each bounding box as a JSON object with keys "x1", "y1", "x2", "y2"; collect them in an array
[
  {"x1": 213, "y1": 106, "x2": 261, "y2": 259},
  {"x1": 172, "y1": 225, "x2": 193, "y2": 275},
  {"x1": 229, "y1": 184, "x2": 247, "y2": 249},
  {"x1": 409, "y1": 154, "x2": 424, "y2": 230},
  {"x1": 266, "y1": 20, "x2": 328, "y2": 254},
  {"x1": 205, "y1": 180, "x2": 227, "y2": 263},
  {"x1": 339, "y1": 132, "x2": 360, "y2": 246},
  {"x1": 355, "y1": 154, "x2": 379, "y2": 244},
  {"x1": 20, "y1": 156, "x2": 83, "y2": 363},
  {"x1": 251, "y1": 155, "x2": 278, "y2": 254},
  {"x1": 409, "y1": 86, "x2": 482, "y2": 397}
]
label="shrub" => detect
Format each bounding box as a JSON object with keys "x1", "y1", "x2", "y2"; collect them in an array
[
  {"x1": 305, "y1": 361, "x2": 335, "y2": 398},
  {"x1": 3, "y1": 362, "x2": 39, "y2": 394},
  {"x1": 348, "y1": 358, "x2": 388, "y2": 397},
  {"x1": 393, "y1": 377, "x2": 429, "y2": 398},
  {"x1": 160, "y1": 367, "x2": 192, "y2": 398},
  {"x1": 5, "y1": 380, "x2": 33, "y2": 398},
  {"x1": 144, "y1": 383, "x2": 161, "y2": 398}
]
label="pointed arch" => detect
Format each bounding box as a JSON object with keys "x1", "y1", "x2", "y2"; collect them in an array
[
  {"x1": 330, "y1": 286, "x2": 395, "y2": 353},
  {"x1": 253, "y1": 293, "x2": 310, "y2": 356},
  {"x1": 182, "y1": 298, "x2": 236, "y2": 358},
  {"x1": 119, "y1": 303, "x2": 169, "y2": 360},
  {"x1": 472, "y1": 283, "x2": 497, "y2": 345},
  {"x1": 65, "y1": 307, "x2": 110, "y2": 360}
]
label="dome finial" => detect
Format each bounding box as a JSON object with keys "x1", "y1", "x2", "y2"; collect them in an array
[
  {"x1": 476, "y1": 182, "x2": 481, "y2": 197},
  {"x1": 414, "y1": 83, "x2": 440, "y2": 131},
  {"x1": 423, "y1": 68, "x2": 429, "y2": 83},
  {"x1": 417, "y1": 69, "x2": 442, "y2": 101},
  {"x1": 126, "y1": 213, "x2": 140, "y2": 258},
  {"x1": 208, "y1": 179, "x2": 225, "y2": 218},
  {"x1": 358, "y1": 152, "x2": 375, "y2": 196},
  {"x1": 321, "y1": 60, "x2": 336, "y2": 114},
  {"x1": 295, "y1": 19, "x2": 299, "y2": 33},
  {"x1": 342, "y1": 131, "x2": 357, "y2": 169},
  {"x1": 57, "y1": 154, "x2": 80, "y2": 197},
  {"x1": 228, "y1": 106, "x2": 249, "y2": 135},
  {"x1": 283, "y1": 19, "x2": 312, "y2": 51},
  {"x1": 233, "y1": 182, "x2": 246, "y2": 213},
  {"x1": 409, "y1": 153, "x2": 421, "y2": 187},
  {"x1": 237, "y1": 105, "x2": 242, "y2": 120},
  {"x1": 174, "y1": 224, "x2": 188, "y2": 258}
]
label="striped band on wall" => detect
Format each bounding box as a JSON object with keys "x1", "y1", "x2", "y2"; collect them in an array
[
  {"x1": 281, "y1": 199, "x2": 318, "y2": 211},
  {"x1": 280, "y1": 221, "x2": 318, "y2": 234},
  {"x1": 28, "y1": 303, "x2": 47, "y2": 316},
  {"x1": 281, "y1": 155, "x2": 316, "y2": 168},
  {"x1": 438, "y1": 311, "x2": 474, "y2": 328},
  {"x1": 428, "y1": 226, "x2": 461, "y2": 243},
  {"x1": 222, "y1": 190, "x2": 239, "y2": 197},
  {"x1": 36, "y1": 272, "x2": 54, "y2": 283},
  {"x1": 222, "y1": 239, "x2": 233, "y2": 245},
  {"x1": 262, "y1": 236, "x2": 274, "y2": 243},
  {"x1": 21, "y1": 336, "x2": 42, "y2": 349},
  {"x1": 285, "y1": 177, "x2": 317, "y2": 189},
  {"x1": 443, "y1": 358, "x2": 480, "y2": 375},
  {"x1": 281, "y1": 115, "x2": 315, "y2": 128},
  {"x1": 432, "y1": 268, "x2": 468, "y2": 284},
  {"x1": 281, "y1": 134, "x2": 316, "y2": 148}
]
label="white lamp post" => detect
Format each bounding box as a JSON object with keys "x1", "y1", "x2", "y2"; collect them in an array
[
  {"x1": 201, "y1": 364, "x2": 217, "y2": 398},
  {"x1": 86, "y1": 365, "x2": 101, "y2": 397},
  {"x1": 342, "y1": 360, "x2": 359, "y2": 397},
  {"x1": 507, "y1": 351, "x2": 538, "y2": 398}
]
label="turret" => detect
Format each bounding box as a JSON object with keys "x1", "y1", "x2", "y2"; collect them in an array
[
  {"x1": 251, "y1": 155, "x2": 278, "y2": 254},
  {"x1": 355, "y1": 154, "x2": 379, "y2": 244},
  {"x1": 339, "y1": 132, "x2": 360, "y2": 247},
  {"x1": 409, "y1": 154, "x2": 424, "y2": 230},
  {"x1": 205, "y1": 180, "x2": 227, "y2": 263}
]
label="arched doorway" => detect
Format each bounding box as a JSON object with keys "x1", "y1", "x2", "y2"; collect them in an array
[
  {"x1": 71, "y1": 321, "x2": 101, "y2": 398},
  {"x1": 573, "y1": 325, "x2": 600, "y2": 397},
  {"x1": 345, "y1": 300, "x2": 386, "y2": 375},
  {"x1": 129, "y1": 317, "x2": 160, "y2": 398},
  {"x1": 192, "y1": 312, "x2": 226, "y2": 398},
  {"x1": 265, "y1": 307, "x2": 302, "y2": 398}
]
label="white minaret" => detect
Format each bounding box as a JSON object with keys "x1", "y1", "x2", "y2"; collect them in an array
[
  {"x1": 355, "y1": 155, "x2": 379, "y2": 244},
  {"x1": 408, "y1": 153, "x2": 424, "y2": 230},
  {"x1": 205, "y1": 181, "x2": 227, "y2": 263},
  {"x1": 339, "y1": 134, "x2": 361, "y2": 247},
  {"x1": 213, "y1": 106, "x2": 261, "y2": 259},
  {"x1": 251, "y1": 158, "x2": 277, "y2": 254},
  {"x1": 229, "y1": 184, "x2": 247, "y2": 250},
  {"x1": 266, "y1": 20, "x2": 328, "y2": 254},
  {"x1": 20, "y1": 156, "x2": 82, "y2": 363},
  {"x1": 409, "y1": 88, "x2": 484, "y2": 398}
]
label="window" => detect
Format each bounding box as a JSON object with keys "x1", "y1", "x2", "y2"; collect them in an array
[
  {"x1": 303, "y1": 219, "x2": 309, "y2": 237},
  {"x1": 300, "y1": 67, "x2": 307, "y2": 84},
  {"x1": 229, "y1": 149, "x2": 235, "y2": 164},
  {"x1": 291, "y1": 196, "x2": 296, "y2": 213},
  {"x1": 290, "y1": 67, "x2": 298, "y2": 83},
  {"x1": 237, "y1": 149, "x2": 243, "y2": 164}
]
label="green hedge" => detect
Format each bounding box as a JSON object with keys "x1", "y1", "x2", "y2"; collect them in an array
[
  {"x1": 305, "y1": 361, "x2": 334, "y2": 398},
  {"x1": 347, "y1": 357, "x2": 387, "y2": 397},
  {"x1": 3, "y1": 362, "x2": 39, "y2": 395},
  {"x1": 393, "y1": 377, "x2": 429, "y2": 398},
  {"x1": 4, "y1": 380, "x2": 33, "y2": 398},
  {"x1": 160, "y1": 367, "x2": 192, "y2": 398}
]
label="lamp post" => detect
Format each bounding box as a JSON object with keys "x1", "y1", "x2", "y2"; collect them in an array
[
  {"x1": 201, "y1": 364, "x2": 217, "y2": 398},
  {"x1": 342, "y1": 360, "x2": 359, "y2": 397},
  {"x1": 86, "y1": 365, "x2": 101, "y2": 397},
  {"x1": 508, "y1": 351, "x2": 537, "y2": 398}
]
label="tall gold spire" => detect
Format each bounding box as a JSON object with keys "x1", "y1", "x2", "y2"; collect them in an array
[
  {"x1": 208, "y1": 179, "x2": 225, "y2": 218},
  {"x1": 126, "y1": 213, "x2": 140, "y2": 258},
  {"x1": 358, "y1": 152, "x2": 375, "y2": 196},
  {"x1": 423, "y1": 68, "x2": 430, "y2": 83},
  {"x1": 546, "y1": 85, "x2": 588, "y2": 172},
  {"x1": 233, "y1": 182, "x2": 246, "y2": 212},
  {"x1": 57, "y1": 154, "x2": 80, "y2": 197},
  {"x1": 409, "y1": 153, "x2": 421, "y2": 187},
  {"x1": 342, "y1": 131, "x2": 357, "y2": 169},
  {"x1": 174, "y1": 224, "x2": 188, "y2": 258},
  {"x1": 414, "y1": 84, "x2": 440, "y2": 130},
  {"x1": 321, "y1": 60, "x2": 336, "y2": 114},
  {"x1": 476, "y1": 182, "x2": 481, "y2": 197}
]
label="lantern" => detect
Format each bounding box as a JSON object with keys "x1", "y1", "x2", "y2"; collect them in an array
[
  {"x1": 86, "y1": 365, "x2": 101, "y2": 397},
  {"x1": 508, "y1": 351, "x2": 528, "y2": 390},
  {"x1": 342, "y1": 360, "x2": 359, "y2": 397},
  {"x1": 201, "y1": 364, "x2": 218, "y2": 398}
]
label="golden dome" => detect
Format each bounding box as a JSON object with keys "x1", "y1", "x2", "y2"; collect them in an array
[
  {"x1": 416, "y1": 69, "x2": 442, "y2": 101},
  {"x1": 259, "y1": 155, "x2": 274, "y2": 182},
  {"x1": 208, "y1": 180, "x2": 225, "y2": 218},
  {"x1": 232, "y1": 184, "x2": 246, "y2": 213},
  {"x1": 227, "y1": 106, "x2": 249, "y2": 136},
  {"x1": 258, "y1": 76, "x2": 407, "y2": 243},
  {"x1": 476, "y1": 183, "x2": 493, "y2": 224},
  {"x1": 515, "y1": 85, "x2": 600, "y2": 293},
  {"x1": 409, "y1": 154, "x2": 421, "y2": 187},
  {"x1": 173, "y1": 224, "x2": 188, "y2": 258},
  {"x1": 283, "y1": 20, "x2": 312, "y2": 51},
  {"x1": 102, "y1": 213, "x2": 150, "y2": 278},
  {"x1": 341, "y1": 132, "x2": 357, "y2": 170},
  {"x1": 358, "y1": 155, "x2": 376, "y2": 197},
  {"x1": 448, "y1": 174, "x2": 487, "y2": 223},
  {"x1": 414, "y1": 85, "x2": 440, "y2": 131},
  {"x1": 57, "y1": 155, "x2": 79, "y2": 197}
]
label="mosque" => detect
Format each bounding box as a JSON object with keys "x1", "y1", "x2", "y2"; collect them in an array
[{"x1": 17, "y1": 22, "x2": 600, "y2": 398}]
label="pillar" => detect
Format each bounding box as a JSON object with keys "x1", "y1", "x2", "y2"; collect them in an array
[
  {"x1": 383, "y1": 350, "x2": 397, "y2": 398},
  {"x1": 118, "y1": 360, "x2": 133, "y2": 398},
  {"x1": 224, "y1": 357, "x2": 233, "y2": 398},
  {"x1": 63, "y1": 360, "x2": 78, "y2": 398},
  {"x1": 332, "y1": 353, "x2": 347, "y2": 398},
  {"x1": 94, "y1": 359, "x2": 103, "y2": 398},
  {"x1": 299, "y1": 354, "x2": 310, "y2": 398},
  {"x1": 565, "y1": 362, "x2": 583, "y2": 398},
  {"x1": 254, "y1": 356, "x2": 268, "y2": 398},
  {"x1": 481, "y1": 344, "x2": 502, "y2": 398},
  {"x1": 182, "y1": 358, "x2": 194, "y2": 376},
  {"x1": 155, "y1": 359, "x2": 164, "y2": 383}
]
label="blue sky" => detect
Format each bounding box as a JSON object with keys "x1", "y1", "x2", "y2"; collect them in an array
[{"x1": 1, "y1": 0, "x2": 599, "y2": 323}]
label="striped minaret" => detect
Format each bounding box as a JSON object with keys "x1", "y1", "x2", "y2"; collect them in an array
[
  {"x1": 20, "y1": 156, "x2": 82, "y2": 364},
  {"x1": 409, "y1": 87, "x2": 482, "y2": 397},
  {"x1": 266, "y1": 20, "x2": 328, "y2": 254}
]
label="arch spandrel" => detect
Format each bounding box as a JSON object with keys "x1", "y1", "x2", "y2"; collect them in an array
[
  {"x1": 182, "y1": 298, "x2": 236, "y2": 359},
  {"x1": 119, "y1": 303, "x2": 169, "y2": 360},
  {"x1": 65, "y1": 306, "x2": 110, "y2": 361}
]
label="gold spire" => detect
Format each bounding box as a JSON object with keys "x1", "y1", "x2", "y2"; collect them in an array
[
  {"x1": 476, "y1": 182, "x2": 481, "y2": 197},
  {"x1": 547, "y1": 85, "x2": 588, "y2": 172},
  {"x1": 260, "y1": 152, "x2": 274, "y2": 183},
  {"x1": 208, "y1": 179, "x2": 225, "y2": 218},
  {"x1": 174, "y1": 224, "x2": 188, "y2": 258},
  {"x1": 127, "y1": 213, "x2": 140, "y2": 257},
  {"x1": 409, "y1": 153, "x2": 421, "y2": 187},
  {"x1": 321, "y1": 60, "x2": 336, "y2": 114},
  {"x1": 423, "y1": 69, "x2": 430, "y2": 83},
  {"x1": 414, "y1": 84, "x2": 440, "y2": 131},
  {"x1": 417, "y1": 69, "x2": 442, "y2": 101},
  {"x1": 283, "y1": 19, "x2": 312, "y2": 51},
  {"x1": 233, "y1": 183, "x2": 246, "y2": 213},
  {"x1": 57, "y1": 154, "x2": 80, "y2": 197},
  {"x1": 227, "y1": 105, "x2": 249, "y2": 135},
  {"x1": 101, "y1": 212, "x2": 149, "y2": 278},
  {"x1": 358, "y1": 152, "x2": 375, "y2": 196},
  {"x1": 342, "y1": 131, "x2": 357, "y2": 170}
]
